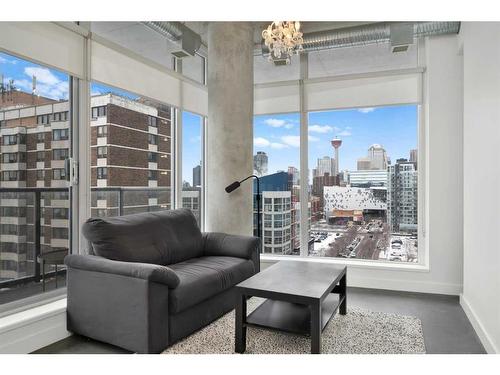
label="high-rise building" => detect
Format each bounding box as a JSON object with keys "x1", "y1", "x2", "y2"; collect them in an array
[
  {"x1": 367, "y1": 144, "x2": 388, "y2": 170},
  {"x1": 181, "y1": 188, "x2": 201, "y2": 224},
  {"x1": 0, "y1": 90, "x2": 173, "y2": 280},
  {"x1": 410, "y1": 149, "x2": 418, "y2": 163},
  {"x1": 387, "y1": 158, "x2": 418, "y2": 233},
  {"x1": 253, "y1": 171, "x2": 299, "y2": 255},
  {"x1": 357, "y1": 144, "x2": 388, "y2": 171},
  {"x1": 253, "y1": 151, "x2": 268, "y2": 177},
  {"x1": 316, "y1": 156, "x2": 336, "y2": 177},
  {"x1": 348, "y1": 169, "x2": 388, "y2": 188},
  {"x1": 193, "y1": 164, "x2": 201, "y2": 187},
  {"x1": 287, "y1": 166, "x2": 299, "y2": 186}
]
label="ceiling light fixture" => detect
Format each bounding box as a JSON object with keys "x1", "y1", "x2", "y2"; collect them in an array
[{"x1": 262, "y1": 21, "x2": 304, "y2": 64}]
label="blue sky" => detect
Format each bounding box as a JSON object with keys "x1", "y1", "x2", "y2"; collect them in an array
[
  {"x1": 1, "y1": 51, "x2": 69, "y2": 100},
  {"x1": 254, "y1": 105, "x2": 418, "y2": 177},
  {"x1": 182, "y1": 112, "x2": 202, "y2": 185}
]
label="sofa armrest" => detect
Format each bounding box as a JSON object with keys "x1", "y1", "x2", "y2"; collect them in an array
[
  {"x1": 202, "y1": 232, "x2": 260, "y2": 273},
  {"x1": 64, "y1": 254, "x2": 180, "y2": 289}
]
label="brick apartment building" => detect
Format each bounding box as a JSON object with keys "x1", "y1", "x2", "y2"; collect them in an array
[{"x1": 0, "y1": 89, "x2": 173, "y2": 280}]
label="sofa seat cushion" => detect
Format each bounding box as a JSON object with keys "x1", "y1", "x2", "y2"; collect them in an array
[{"x1": 168, "y1": 256, "x2": 254, "y2": 314}]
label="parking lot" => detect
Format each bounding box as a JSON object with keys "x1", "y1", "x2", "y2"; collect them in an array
[{"x1": 309, "y1": 219, "x2": 418, "y2": 262}]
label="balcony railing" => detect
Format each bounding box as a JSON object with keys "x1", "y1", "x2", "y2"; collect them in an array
[{"x1": 0, "y1": 186, "x2": 190, "y2": 306}]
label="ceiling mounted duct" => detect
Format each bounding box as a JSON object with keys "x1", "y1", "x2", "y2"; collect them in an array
[
  {"x1": 256, "y1": 21, "x2": 461, "y2": 56},
  {"x1": 143, "y1": 21, "x2": 203, "y2": 58}
]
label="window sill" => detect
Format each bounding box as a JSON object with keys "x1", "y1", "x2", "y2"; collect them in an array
[{"x1": 260, "y1": 255, "x2": 429, "y2": 273}]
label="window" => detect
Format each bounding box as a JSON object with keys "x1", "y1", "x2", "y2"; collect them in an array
[
  {"x1": 97, "y1": 167, "x2": 107, "y2": 179},
  {"x1": 3, "y1": 153, "x2": 17, "y2": 163},
  {"x1": 181, "y1": 112, "x2": 203, "y2": 226},
  {"x1": 36, "y1": 132, "x2": 45, "y2": 143},
  {"x1": 0, "y1": 120, "x2": 6, "y2": 128},
  {"x1": 148, "y1": 152, "x2": 158, "y2": 163},
  {"x1": 307, "y1": 105, "x2": 418, "y2": 263},
  {"x1": 97, "y1": 125, "x2": 107, "y2": 137},
  {"x1": 3, "y1": 135, "x2": 18, "y2": 145},
  {"x1": 148, "y1": 170, "x2": 158, "y2": 180},
  {"x1": 1, "y1": 51, "x2": 71, "y2": 305},
  {"x1": 53, "y1": 111, "x2": 68, "y2": 122},
  {"x1": 37, "y1": 114, "x2": 51, "y2": 125},
  {"x1": 92, "y1": 106, "x2": 107, "y2": 119},
  {"x1": 97, "y1": 146, "x2": 107, "y2": 158},
  {"x1": 253, "y1": 113, "x2": 301, "y2": 256},
  {"x1": 148, "y1": 115, "x2": 158, "y2": 127},
  {"x1": 1, "y1": 171, "x2": 25, "y2": 181},
  {"x1": 53, "y1": 168, "x2": 67, "y2": 180},
  {"x1": 52, "y1": 208, "x2": 69, "y2": 220},
  {"x1": 148, "y1": 134, "x2": 158, "y2": 145},
  {"x1": 52, "y1": 128, "x2": 69, "y2": 141},
  {"x1": 52, "y1": 228, "x2": 68, "y2": 240},
  {"x1": 53, "y1": 148, "x2": 69, "y2": 160}
]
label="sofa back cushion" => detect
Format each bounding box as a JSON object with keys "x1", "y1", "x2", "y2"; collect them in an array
[{"x1": 82, "y1": 209, "x2": 203, "y2": 265}]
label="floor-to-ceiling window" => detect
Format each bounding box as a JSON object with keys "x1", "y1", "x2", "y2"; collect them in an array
[
  {"x1": 89, "y1": 82, "x2": 173, "y2": 218},
  {"x1": 307, "y1": 105, "x2": 419, "y2": 262},
  {"x1": 181, "y1": 111, "x2": 203, "y2": 225},
  {"x1": 253, "y1": 113, "x2": 301, "y2": 255},
  {"x1": 0, "y1": 51, "x2": 72, "y2": 305}
]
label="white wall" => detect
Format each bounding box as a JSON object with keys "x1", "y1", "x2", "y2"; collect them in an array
[{"x1": 460, "y1": 22, "x2": 500, "y2": 354}]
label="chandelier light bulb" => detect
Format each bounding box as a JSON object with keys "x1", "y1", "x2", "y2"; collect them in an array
[{"x1": 262, "y1": 21, "x2": 304, "y2": 64}]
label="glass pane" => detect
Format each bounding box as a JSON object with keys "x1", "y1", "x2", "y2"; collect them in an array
[
  {"x1": 1, "y1": 51, "x2": 70, "y2": 305},
  {"x1": 253, "y1": 113, "x2": 300, "y2": 255},
  {"x1": 181, "y1": 112, "x2": 202, "y2": 225},
  {"x1": 307, "y1": 105, "x2": 418, "y2": 262},
  {"x1": 90, "y1": 82, "x2": 172, "y2": 218}
]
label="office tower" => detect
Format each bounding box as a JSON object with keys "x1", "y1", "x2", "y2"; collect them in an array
[
  {"x1": 348, "y1": 169, "x2": 388, "y2": 188},
  {"x1": 410, "y1": 149, "x2": 418, "y2": 163},
  {"x1": 367, "y1": 144, "x2": 388, "y2": 170},
  {"x1": 287, "y1": 166, "x2": 299, "y2": 186},
  {"x1": 193, "y1": 164, "x2": 201, "y2": 187},
  {"x1": 316, "y1": 156, "x2": 336, "y2": 177},
  {"x1": 387, "y1": 158, "x2": 418, "y2": 233},
  {"x1": 253, "y1": 151, "x2": 268, "y2": 177},
  {"x1": 181, "y1": 188, "x2": 201, "y2": 224}
]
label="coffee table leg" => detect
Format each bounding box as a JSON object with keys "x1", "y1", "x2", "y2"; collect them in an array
[
  {"x1": 235, "y1": 293, "x2": 247, "y2": 353},
  {"x1": 310, "y1": 300, "x2": 321, "y2": 354},
  {"x1": 339, "y1": 272, "x2": 347, "y2": 315}
]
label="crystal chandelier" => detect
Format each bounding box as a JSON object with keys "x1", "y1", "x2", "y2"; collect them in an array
[{"x1": 262, "y1": 21, "x2": 304, "y2": 64}]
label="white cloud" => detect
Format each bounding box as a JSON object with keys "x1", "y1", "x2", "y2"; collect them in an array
[
  {"x1": 309, "y1": 124, "x2": 334, "y2": 133},
  {"x1": 358, "y1": 107, "x2": 375, "y2": 113},
  {"x1": 309, "y1": 135, "x2": 320, "y2": 142},
  {"x1": 270, "y1": 143, "x2": 287, "y2": 149},
  {"x1": 0, "y1": 56, "x2": 16, "y2": 65},
  {"x1": 264, "y1": 118, "x2": 294, "y2": 129},
  {"x1": 281, "y1": 135, "x2": 300, "y2": 147},
  {"x1": 264, "y1": 118, "x2": 285, "y2": 127},
  {"x1": 337, "y1": 130, "x2": 352, "y2": 136},
  {"x1": 254, "y1": 137, "x2": 271, "y2": 147},
  {"x1": 18, "y1": 67, "x2": 68, "y2": 100}
]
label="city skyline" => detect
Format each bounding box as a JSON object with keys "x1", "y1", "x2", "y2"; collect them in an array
[{"x1": 253, "y1": 105, "x2": 418, "y2": 176}]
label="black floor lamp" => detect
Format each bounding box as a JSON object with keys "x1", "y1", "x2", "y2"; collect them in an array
[{"x1": 225, "y1": 175, "x2": 261, "y2": 239}]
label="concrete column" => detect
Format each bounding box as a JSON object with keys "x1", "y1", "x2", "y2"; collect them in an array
[{"x1": 206, "y1": 22, "x2": 254, "y2": 235}]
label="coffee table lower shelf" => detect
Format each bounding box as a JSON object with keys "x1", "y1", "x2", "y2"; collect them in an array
[{"x1": 245, "y1": 293, "x2": 344, "y2": 336}]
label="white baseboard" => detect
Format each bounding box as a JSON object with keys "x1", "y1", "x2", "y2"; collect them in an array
[
  {"x1": 0, "y1": 298, "x2": 71, "y2": 354},
  {"x1": 460, "y1": 294, "x2": 498, "y2": 354},
  {"x1": 348, "y1": 275, "x2": 462, "y2": 295}
]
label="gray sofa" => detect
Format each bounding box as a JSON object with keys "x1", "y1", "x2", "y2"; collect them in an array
[{"x1": 64, "y1": 208, "x2": 260, "y2": 353}]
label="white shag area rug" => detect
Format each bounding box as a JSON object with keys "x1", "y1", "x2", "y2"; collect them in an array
[{"x1": 164, "y1": 298, "x2": 426, "y2": 354}]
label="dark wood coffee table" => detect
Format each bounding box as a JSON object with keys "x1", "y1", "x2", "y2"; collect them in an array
[{"x1": 235, "y1": 261, "x2": 347, "y2": 354}]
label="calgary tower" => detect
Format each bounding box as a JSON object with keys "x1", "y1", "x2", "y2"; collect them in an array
[{"x1": 330, "y1": 138, "x2": 342, "y2": 175}]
